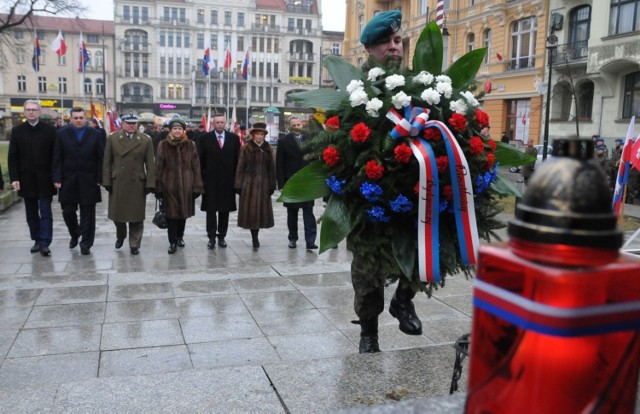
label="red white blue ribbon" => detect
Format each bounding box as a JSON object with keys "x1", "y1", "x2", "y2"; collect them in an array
[
  {"x1": 474, "y1": 279, "x2": 640, "y2": 336},
  {"x1": 386, "y1": 106, "x2": 430, "y2": 139}
]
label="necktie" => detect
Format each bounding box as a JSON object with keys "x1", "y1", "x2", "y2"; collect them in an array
[{"x1": 218, "y1": 134, "x2": 223, "y2": 149}]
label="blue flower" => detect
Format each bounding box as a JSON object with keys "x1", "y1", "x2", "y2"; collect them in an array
[
  {"x1": 360, "y1": 182, "x2": 383, "y2": 202},
  {"x1": 474, "y1": 167, "x2": 498, "y2": 194},
  {"x1": 390, "y1": 194, "x2": 413, "y2": 212},
  {"x1": 439, "y1": 200, "x2": 449, "y2": 213},
  {"x1": 326, "y1": 176, "x2": 346, "y2": 195},
  {"x1": 367, "y1": 206, "x2": 391, "y2": 223}
]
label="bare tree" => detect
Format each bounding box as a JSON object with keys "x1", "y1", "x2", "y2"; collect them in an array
[{"x1": 0, "y1": 0, "x2": 87, "y2": 35}]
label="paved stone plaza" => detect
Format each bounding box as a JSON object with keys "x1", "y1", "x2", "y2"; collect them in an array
[{"x1": 0, "y1": 189, "x2": 639, "y2": 412}]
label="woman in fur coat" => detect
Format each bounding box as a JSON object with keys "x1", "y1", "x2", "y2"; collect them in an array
[
  {"x1": 234, "y1": 122, "x2": 276, "y2": 247},
  {"x1": 155, "y1": 119, "x2": 204, "y2": 253}
]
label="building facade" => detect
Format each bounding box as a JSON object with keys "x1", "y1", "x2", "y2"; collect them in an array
[
  {"x1": 342, "y1": 0, "x2": 548, "y2": 145},
  {"x1": 113, "y1": 0, "x2": 323, "y2": 129},
  {"x1": 546, "y1": 0, "x2": 640, "y2": 143},
  {"x1": 0, "y1": 14, "x2": 115, "y2": 139}
]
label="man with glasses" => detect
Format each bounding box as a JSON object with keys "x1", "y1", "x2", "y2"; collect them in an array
[
  {"x1": 53, "y1": 107, "x2": 104, "y2": 255},
  {"x1": 8, "y1": 100, "x2": 57, "y2": 256}
]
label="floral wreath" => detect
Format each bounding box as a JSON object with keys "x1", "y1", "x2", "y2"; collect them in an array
[{"x1": 279, "y1": 22, "x2": 530, "y2": 289}]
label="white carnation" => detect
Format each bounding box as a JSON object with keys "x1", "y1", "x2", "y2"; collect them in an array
[
  {"x1": 436, "y1": 81, "x2": 453, "y2": 99},
  {"x1": 413, "y1": 71, "x2": 434, "y2": 86},
  {"x1": 346, "y1": 79, "x2": 364, "y2": 94},
  {"x1": 391, "y1": 91, "x2": 412, "y2": 109},
  {"x1": 435, "y1": 74, "x2": 452, "y2": 84},
  {"x1": 365, "y1": 97, "x2": 384, "y2": 117},
  {"x1": 450, "y1": 99, "x2": 468, "y2": 115},
  {"x1": 385, "y1": 74, "x2": 406, "y2": 90},
  {"x1": 367, "y1": 67, "x2": 386, "y2": 82},
  {"x1": 461, "y1": 91, "x2": 479, "y2": 107},
  {"x1": 420, "y1": 88, "x2": 441, "y2": 106},
  {"x1": 349, "y1": 89, "x2": 369, "y2": 107}
]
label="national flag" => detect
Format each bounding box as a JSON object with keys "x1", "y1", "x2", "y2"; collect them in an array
[
  {"x1": 241, "y1": 49, "x2": 250, "y2": 80},
  {"x1": 231, "y1": 102, "x2": 239, "y2": 135},
  {"x1": 612, "y1": 116, "x2": 635, "y2": 215},
  {"x1": 202, "y1": 33, "x2": 214, "y2": 76},
  {"x1": 521, "y1": 112, "x2": 527, "y2": 125},
  {"x1": 32, "y1": 35, "x2": 41, "y2": 73},
  {"x1": 632, "y1": 137, "x2": 640, "y2": 172},
  {"x1": 78, "y1": 32, "x2": 90, "y2": 72},
  {"x1": 50, "y1": 30, "x2": 67, "y2": 57},
  {"x1": 224, "y1": 49, "x2": 232, "y2": 70},
  {"x1": 91, "y1": 104, "x2": 100, "y2": 124},
  {"x1": 496, "y1": 52, "x2": 503, "y2": 62},
  {"x1": 107, "y1": 109, "x2": 122, "y2": 134},
  {"x1": 435, "y1": 0, "x2": 445, "y2": 30}
]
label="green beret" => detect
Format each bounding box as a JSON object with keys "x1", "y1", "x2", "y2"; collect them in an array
[{"x1": 360, "y1": 10, "x2": 402, "y2": 46}]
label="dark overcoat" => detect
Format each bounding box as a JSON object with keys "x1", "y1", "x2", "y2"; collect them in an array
[
  {"x1": 8, "y1": 121, "x2": 57, "y2": 198},
  {"x1": 155, "y1": 137, "x2": 204, "y2": 220},
  {"x1": 234, "y1": 140, "x2": 276, "y2": 229},
  {"x1": 275, "y1": 132, "x2": 314, "y2": 209},
  {"x1": 103, "y1": 130, "x2": 155, "y2": 222},
  {"x1": 52, "y1": 125, "x2": 104, "y2": 205},
  {"x1": 198, "y1": 130, "x2": 241, "y2": 212}
]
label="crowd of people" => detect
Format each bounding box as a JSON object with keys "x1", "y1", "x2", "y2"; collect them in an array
[
  {"x1": 592, "y1": 134, "x2": 640, "y2": 201},
  {"x1": 6, "y1": 99, "x2": 317, "y2": 256}
]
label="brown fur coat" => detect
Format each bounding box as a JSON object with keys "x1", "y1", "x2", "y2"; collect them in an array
[{"x1": 234, "y1": 140, "x2": 276, "y2": 229}]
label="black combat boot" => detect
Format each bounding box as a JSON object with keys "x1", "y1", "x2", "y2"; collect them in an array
[
  {"x1": 389, "y1": 286, "x2": 422, "y2": 335},
  {"x1": 359, "y1": 318, "x2": 381, "y2": 354},
  {"x1": 251, "y1": 229, "x2": 260, "y2": 247}
]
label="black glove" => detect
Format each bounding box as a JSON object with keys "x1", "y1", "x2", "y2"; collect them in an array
[
  {"x1": 192, "y1": 192, "x2": 201, "y2": 199},
  {"x1": 145, "y1": 187, "x2": 153, "y2": 195},
  {"x1": 155, "y1": 192, "x2": 163, "y2": 200},
  {"x1": 104, "y1": 185, "x2": 112, "y2": 193},
  {"x1": 235, "y1": 188, "x2": 241, "y2": 195}
]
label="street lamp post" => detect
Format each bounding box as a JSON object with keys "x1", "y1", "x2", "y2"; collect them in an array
[{"x1": 542, "y1": 32, "x2": 558, "y2": 161}]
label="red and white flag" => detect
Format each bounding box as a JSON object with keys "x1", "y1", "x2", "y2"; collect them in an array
[
  {"x1": 632, "y1": 137, "x2": 640, "y2": 172},
  {"x1": 50, "y1": 30, "x2": 67, "y2": 57},
  {"x1": 223, "y1": 49, "x2": 232, "y2": 70}
]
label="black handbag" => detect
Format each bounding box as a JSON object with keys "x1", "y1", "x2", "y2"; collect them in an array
[{"x1": 152, "y1": 199, "x2": 168, "y2": 229}]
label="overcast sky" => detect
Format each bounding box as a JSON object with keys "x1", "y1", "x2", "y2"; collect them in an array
[{"x1": 77, "y1": 0, "x2": 346, "y2": 31}]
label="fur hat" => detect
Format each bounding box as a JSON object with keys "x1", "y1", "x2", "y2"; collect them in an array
[
  {"x1": 250, "y1": 122, "x2": 268, "y2": 135},
  {"x1": 168, "y1": 119, "x2": 186, "y2": 130}
]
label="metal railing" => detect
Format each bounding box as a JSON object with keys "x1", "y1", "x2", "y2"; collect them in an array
[{"x1": 552, "y1": 41, "x2": 589, "y2": 63}]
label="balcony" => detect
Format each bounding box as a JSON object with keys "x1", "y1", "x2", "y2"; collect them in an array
[
  {"x1": 120, "y1": 42, "x2": 150, "y2": 52},
  {"x1": 116, "y1": 16, "x2": 151, "y2": 25},
  {"x1": 289, "y1": 52, "x2": 316, "y2": 61},
  {"x1": 122, "y1": 94, "x2": 153, "y2": 103},
  {"x1": 286, "y1": 5, "x2": 314, "y2": 14},
  {"x1": 289, "y1": 76, "x2": 313, "y2": 85},
  {"x1": 507, "y1": 56, "x2": 536, "y2": 71},
  {"x1": 552, "y1": 41, "x2": 588, "y2": 63},
  {"x1": 250, "y1": 24, "x2": 280, "y2": 33},
  {"x1": 286, "y1": 27, "x2": 319, "y2": 36},
  {"x1": 157, "y1": 17, "x2": 191, "y2": 28}
]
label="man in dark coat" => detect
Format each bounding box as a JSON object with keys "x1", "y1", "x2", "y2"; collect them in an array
[
  {"x1": 53, "y1": 107, "x2": 104, "y2": 255},
  {"x1": 198, "y1": 113, "x2": 241, "y2": 249},
  {"x1": 103, "y1": 113, "x2": 155, "y2": 255},
  {"x1": 276, "y1": 116, "x2": 317, "y2": 249},
  {"x1": 8, "y1": 100, "x2": 57, "y2": 256}
]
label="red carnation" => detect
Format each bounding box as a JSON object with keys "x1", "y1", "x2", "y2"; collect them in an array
[
  {"x1": 326, "y1": 116, "x2": 340, "y2": 131},
  {"x1": 436, "y1": 156, "x2": 449, "y2": 173},
  {"x1": 365, "y1": 160, "x2": 384, "y2": 180},
  {"x1": 474, "y1": 109, "x2": 490, "y2": 128},
  {"x1": 323, "y1": 146, "x2": 340, "y2": 167},
  {"x1": 487, "y1": 139, "x2": 496, "y2": 153},
  {"x1": 449, "y1": 113, "x2": 467, "y2": 132},
  {"x1": 486, "y1": 153, "x2": 495, "y2": 169},
  {"x1": 394, "y1": 144, "x2": 412, "y2": 163},
  {"x1": 470, "y1": 136, "x2": 484, "y2": 155},
  {"x1": 423, "y1": 127, "x2": 442, "y2": 141},
  {"x1": 351, "y1": 122, "x2": 372, "y2": 143},
  {"x1": 442, "y1": 185, "x2": 453, "y2": 200}
]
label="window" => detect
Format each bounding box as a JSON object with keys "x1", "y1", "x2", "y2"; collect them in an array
[
  {"x1": 132, "y1": 6, "x2": 139, "y2": 24},
  {"x1": 577, "y1": 81, "x2": 594, "y2": 120},
  {"x1": 224, "y1": 35, "x2": 231, "y2": 49},
  {"x1": 184, "y1": 33, "x2": 190, "y2": 48},
  {"x1": 96, "y1": 79, "x2": 104, "y2": 95},
  {"x1": 58, "y1": 77, "x2": 67, "y2": 93},
  {"x1": 211, "y1": 34, "x2": 218, "y2": 50},
  {"x1": 95, "y1": 51, "x2": 104, "y2": 67},
  {"x1": 84, "y1": 78, "x2": 92, "y2": 94},
  {"x1": 15, "y1": 30, "x2": 23, "y2": 39},
  {"x1": 160, "y1": 56, "x2": 166, "y2": 74},
  {"x1": 467, "y1": 33, "x2": 475, "y2": 52},
  {"x1": 197, "y1": 9, "x2": 205, "y2": 24},
  {"x1": 483, "y1": 30, "x2": 492, "y2": 63},
  {"x1": 168, "y1": 57, "x2": 174, "y2": 75},
  {"x1": 419, "y1": 0, "x2": 427, "y2": 14},
  {"x1": 551, "y1": 82, "x2": 572, "y2": 121},
  {"x1": 18, "y1": 75, "x2": 26, "y2": 92},
  {"x1": 142, "y1": 7, "x2": 149, "y2": 23},
  {"x1": 623, "y1": 71, "x2": 640, "y2": 118},
  {"x1": 176, "y1": 33, "x2": 182, "y2": 48},
  {"x1": 197, "y1": 33, "x2": 204, "y2": 49},
  {"x1": 211, "y1": 10, "x2": 218, "y2": 24},
  {"x1": 17, "y1": 47, "x2": 25, "y2": 64},
  {"x1": 237, "y1": 36, "x2": 244, "y2": 52},
  {"x1": 160, "y1": 31, "x2": 166, "y2": 47},
  {"x1": 38, "y1": 77, "x2": 46, "y2": 93},
  {"x1": 225, "y1": 11, "x2": 232, "y2": 25},
  {"x1": 123, "y1": 5, "x2": 130, "y2": 20},
  {"x1": 58, "y1": 54, "x2": 66, "y2": 65},
  {"x1": 87, "y1": 35, "x2": 99, "y2": 43},
  {"x1": 238, "y1": 12, "x2": 245, "y2": 26},
  {"x1": 184, "y1": 57, "x2": 189, "y2": 74},
  {"x1": 168, "y1": 31, "x2": 173, "y2": 47},
  {"x1": 610, "y1": 0, "x2": 640, "y2": 35},
  {"x1": 177, "y1": 57, "x2": 182, "y2": 74},
  {"x1": 359, "y1": 14, "x2": 365, "y2": 35},
  {"x1": 143, "y1": 55, "x2": 149, "y2": 76},
  {"x1": 509, "y1": 17, "x2": 537, "y2": 70},
  {"x1": 288, "y1": 18, "x2": 295, "y2": 31},
  {"x1": 569, "y1": 5, "x2": 591, "y2": 56},
  {"x1": 331, "y1": 42, "x2": 341, "y2": 55}
]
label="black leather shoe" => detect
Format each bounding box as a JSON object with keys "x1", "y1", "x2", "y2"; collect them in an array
[
  {"x1": 207, "y1": 240, "x2": 215, "y2": 249},
  {"x1": 306, "y1": 243, "x2": 318, "y2": 250},
  {"x1": 177, "y1": 239, "x2": 185, "y2": 248},
  {"x1": 69, "y1": 237, "x2": 79, "y2": 249},
  {"x1": 359, "y1": 336, "x2": 381, "y2": 353},
  {"x1": 40, "y1": 246, "x2": 51, "y2": 257},
  {"x1": 80, "y1": 247, "x2": 91, "y2": 255},
  {"x1": 389, "y1": 295, "x2": 423, "y2": 335},
  {"x1": 218, "y1": 238, "x2": 227, "y2": 248},
  {"x1": 130, "y1": 247, "x2": 140, "y2": 255},
  {"x1": 168, "y1": 243, "x2": 177, "y2": 254},
  {"x1": 115, "y1": 239, "x2": 124, "y2": 249},
  {"x1": 30, "y1": 242, "x2": 41, "y2": 253},
  {"x1": 288, "y1": 240, "x2": 296, "y2": 248}
]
